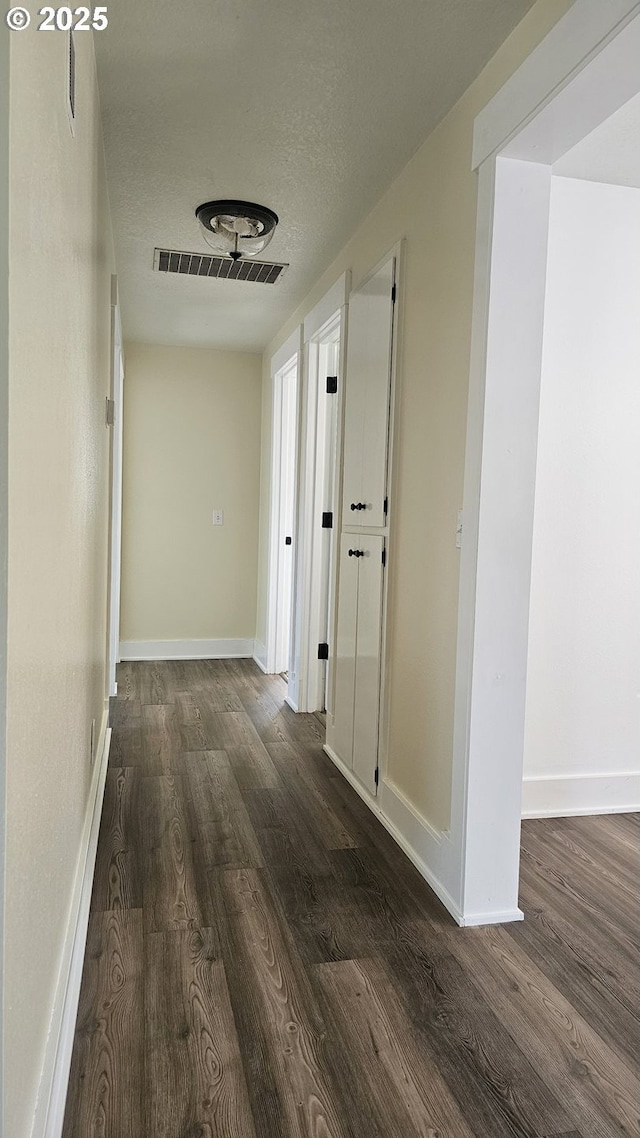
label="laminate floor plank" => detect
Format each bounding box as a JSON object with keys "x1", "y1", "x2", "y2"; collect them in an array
[
  {"x1": 521, "y1": 824, "x2": 639, "y2": 944},
  {"x1": 445, "y1": 922, "x2": 639, "y2": 1138},
  {"x1": 512, "y1": 879, "x2": 640, "y2": 1068},
  {"x1": 109, "y1": 699, "x2": 144, "y2": 768},
  {"x1": 181, "y1": 749, "x2": 264, "y2": 870},
  {"x1": 62, "y1": 660, "x2": 638, "y2": 1138},
  {"x1": 561, "y1": 814, "x2": 639, "y2": 883},
  {"x1": 519, "y1": 850, "x2": 639, "y2": 985},
  {"x1": 145, "y1": 927, "x2": 256, "y2": 1138},
  {"x1": 265, "y1": 861, "x2": 364, "y2": 966},
  {"x1": 141, "y1": 703, "x2": 181, "y2": 774},
  {"x1": 244, "y1": 785, "x2": 332, "y2": 877},
  {"x1": 62, "y1": 909, "x2": 144, "y2": 1138},
  {"x1": 142, "y1": 773, "x2": 205, "y2": 933},
  {"x1": 224, "y1": 741, "x2": 282, "y2": 792},
  {"x1": 220, "y1": 866, "x2": 353, "y2": 1138},
  {"x1": 532, "y1": 817, "x2": 638, "y2": 903},
  {"x1": 313, "y1": 956, "x2": 475, "y2": 1138},
  {"x1": 266, "y1": 740, "x2": 359, "y2": 850},
  {"x1": 195, "y1": 704, "x2": 271, "y2": 753},
  {"x1": 173, "y1": 688, "x2": 213, "y2": 752},
  {"x1": 379, "y1": 932, "x2": 573, "y2": 1137},
  {"x1": 91, "y1": 767, "x2": 142, "y2": 912},
  {"x1": 136, "y1": 660, "x2": 169, "y2": 705}
]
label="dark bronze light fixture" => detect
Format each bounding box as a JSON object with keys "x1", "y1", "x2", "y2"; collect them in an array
[{"x1": 195, "y1": 199, "x2": 279, "y2": 261}]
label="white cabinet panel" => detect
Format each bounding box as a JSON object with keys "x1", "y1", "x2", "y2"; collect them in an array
[
  {"x1": 352, "y1": 535, "x2": 384, "y2": 794},
  {"x1": 330, "y1": 534, "x2": 359, "y2": 765},
  {"x1": 342, "y1": 258, "x2": 395, "y2": 528},
  {"x1": 329, "y1": 534, "x2": 384, "y2": 795}
]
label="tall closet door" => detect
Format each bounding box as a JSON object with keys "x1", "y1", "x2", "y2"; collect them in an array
[
  {"x1": 331, "y1": 533, "x2": 384, "y2": 793},
  {"x1": 352, "y1": 534, "x2": 384, "y2": 793},
  {"x1": 331, "y1": 533, "x2": 359, "y2": 765},
  {"x1": 342, "y1": 258, "x2": 395, "y2": 528}
]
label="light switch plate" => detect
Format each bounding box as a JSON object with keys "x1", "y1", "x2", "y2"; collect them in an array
[
  {"x1": 212, "y1": 508, "x2": 224, "y2": 526},
  {"x1": 456, "y1": 509, "x2": 463, "y2": 549}
]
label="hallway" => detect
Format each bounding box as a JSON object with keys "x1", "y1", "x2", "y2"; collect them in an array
[{"x1": 62, "y1": 661, "x2": 639, "y2": 1138}]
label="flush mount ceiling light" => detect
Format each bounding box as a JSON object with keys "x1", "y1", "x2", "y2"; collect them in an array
[{"x1": 195, "y1": 199, "x2": 279, "y2": 261}]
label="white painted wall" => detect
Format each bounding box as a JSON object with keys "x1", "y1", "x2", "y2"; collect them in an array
[{"x1": 523, "y1": 175, "x2": 640, "y2": 816}]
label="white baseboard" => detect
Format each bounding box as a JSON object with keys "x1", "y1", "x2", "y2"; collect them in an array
[
  {"x1": 32, "y1": 713, "x2": 111, "y2": 1138},
  {"x1": 323, "y1": 744, "x2": 466, "y2": 925},
  {"x1": 458, "y1": 908, "x2": 524, "y2": 926},
  {"x1": 119, "y1": 637, "x2": 255, "y2": 661},
  {"x1": 522, "y1": 771, "x2": 640, "y2": 818},
  {"x1": 253, "y1": 640, "x2": 267, "y2": 673}
]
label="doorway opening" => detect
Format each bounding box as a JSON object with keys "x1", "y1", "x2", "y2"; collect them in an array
[
  {"x1": 266, "y1": 349, "x2": 299, "y2": 681},
  {"x1": 292, "y1": 310, "x2": 344, "y2": 716},
  {"x1": 453, "y1": 2, "x2": 640, "y2": 923}
]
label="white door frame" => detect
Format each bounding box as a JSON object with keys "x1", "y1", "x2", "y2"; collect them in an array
[
  {"x1": 266, "y1": 327, "x2": 303, "y2": 680},
  {"x1": 107, "y1": 277, "x2": 124, "y2": 697},
  {"x1": 452, "y1": 0, "x2": 640, "y2": 923},
  {"x1": 292, "y1": 273, "x2": 350, "y2": 714}
]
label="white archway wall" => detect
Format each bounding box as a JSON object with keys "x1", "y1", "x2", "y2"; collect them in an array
[
  {"x1": 459, "y1": 1, "x2": 640, "y2": 921},
  {"x1": 522, "y1": 175, "x2": 640, "y2": 816}
]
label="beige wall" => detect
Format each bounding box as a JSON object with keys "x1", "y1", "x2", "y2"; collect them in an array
[
  {"x1": 121, "y1": 343, "x2": 262, "y2": 644},
  {"x1": 257, "y1": 0, "x2": 574, "y2": 831},
  {"x1": 0, "y1": 21, "x2": 9, "y2": 1130},
  {"x1": 5, "y1": 28, "x2": 115, "y2": 1138}
]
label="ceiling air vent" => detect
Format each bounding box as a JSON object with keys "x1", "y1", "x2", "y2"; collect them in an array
[{"x1": 153, "y1": 248, "x2": 288, "y2": 285}]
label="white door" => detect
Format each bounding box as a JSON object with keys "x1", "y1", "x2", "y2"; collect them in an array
[
  {"x1": 331, "y1": 533, "x2": 360, "y2": 763},
  {"x1": 274, "y1": 362, "x2": 298, "y2": 675},
  {"x1": 352, "y1": 534, "x2": 385, "y2": 793},
  {"x1": 342, "y1": 257, "x2": 395, "y2": 528},
  {"x1": 331, "y1": 533, "x2": 385, "y2": 793},
  {"x1": 316, "y1": 338, "x2": 340, "y2": 711}
]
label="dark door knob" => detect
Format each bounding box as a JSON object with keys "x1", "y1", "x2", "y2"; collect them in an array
[
  {"x1": 350, "y1": 502, "x2": 366, "y2": 511},
  {"x1": 348, "y1": 549, "x2": 364, "y2": 557}
]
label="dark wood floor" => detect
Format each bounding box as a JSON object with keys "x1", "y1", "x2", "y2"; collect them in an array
[{"x1": 62, "y1": 659, "x2": 640, "y2": 1138}]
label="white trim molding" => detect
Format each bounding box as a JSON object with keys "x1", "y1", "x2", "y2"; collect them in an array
[
  {"x1": 522, "y1": 772, "x2": 640, "y2": 818},
  {"x1": 270, "y1": 325, "x2": 304, "y2": 378},
  {"x1": 472, "y1": 0, "x2": 640, "y2": 167},
  {"x1": 252, "y1": 640, "x2": 267, "y2": 673},
  {"x1": 33, "y1": 714, "x2": 111, "y2": 1138},
  {"x1": 303, "y1": 272, "x2": 350, "y2": 342},
  {"x1": 120, "y1": 638, "x2": 254, "y2": 660}
]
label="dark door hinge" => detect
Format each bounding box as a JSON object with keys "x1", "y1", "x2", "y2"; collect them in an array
[
  {"x1": 105, "y1": 397, "x2": 115, "y2": 427},
  {"x1": 391, "y1": 283, "x2": 396, "y2": 304},
  {"x1": 285, "y1": 536, "x2": 292, "y2": 546},
  {"x1": 382, "y1": 546, "x2": 386, "y2": 567},
  {"x1": 322, "y1": 511, "x2": 333, "y2": 529},
  {"x1": 383, "y1": 496, "x2": 388, "y2": 515},
  {"x1": 317, "y1": 642, "x2": 329, "y2": 660},
  {"x1": 326, "y1": 375, "x2": 338, "y2": 394},
  {"x1": 374, "y1": 767, "x2": 380, "y2": 787}
]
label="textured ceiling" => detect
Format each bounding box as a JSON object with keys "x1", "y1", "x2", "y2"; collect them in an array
[
  {"x1": 554, "y1": 91, "x2": 640, "y2": 190},
  {"x1": 95, "y1": 0, "x2": 535, "y2": 352}
]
